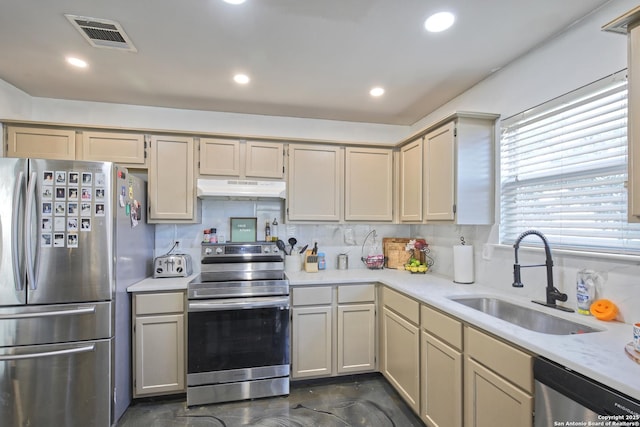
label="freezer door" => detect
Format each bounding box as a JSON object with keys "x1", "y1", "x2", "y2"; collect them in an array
[
  {"x1": 0, "y1": 338, "x2": 112, "y2": 427},
  {"x1": 0, "y1": 158, "x2": 28, "y2": 306},
  {"x1": 27, "y1": 159, "x2": 113, "y2": 304},
  {"x1": 0, "y1": 301, "x2": 111, "y2": 347}
]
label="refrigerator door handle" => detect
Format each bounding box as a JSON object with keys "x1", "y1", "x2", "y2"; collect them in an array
[
  {"x1": 25, "y1": 171, "x2": 38, "y2": 291},
  {"x1": 0, "y1": 344, "x2": 95, "y2": 361},
  {"x1": 0, "y1": 305, "x2": 96, "y2": 320},
  {"x1": 12, "y1": 171, "x2": 25, "y2": 291}
]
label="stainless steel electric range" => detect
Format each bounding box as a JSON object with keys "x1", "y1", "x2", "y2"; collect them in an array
[{"x1": 186, "y1": 241, "x2": 290, "y2": 406}]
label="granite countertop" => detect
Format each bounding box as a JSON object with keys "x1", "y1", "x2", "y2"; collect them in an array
[{"x1": 127, "y1": 268, "x2": 640, "y2": 401}]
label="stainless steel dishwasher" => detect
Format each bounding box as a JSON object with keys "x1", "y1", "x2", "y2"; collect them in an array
[{"x1": 534, "y1": 357, "x2": 640, "y2": 426}]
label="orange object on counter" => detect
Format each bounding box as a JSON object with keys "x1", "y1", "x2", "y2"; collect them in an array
[{"x1": 589, "y1": 299, "x2": 618, "y2": 321}]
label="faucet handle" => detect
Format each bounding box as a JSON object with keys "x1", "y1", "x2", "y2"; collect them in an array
[{"x1": 512, "y1": 264, "x2": 524, "y2": 288}]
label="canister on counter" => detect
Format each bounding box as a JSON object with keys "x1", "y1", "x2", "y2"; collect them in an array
[{"x1": 338, "y1": 253, "x2": 348, "y2": 270}]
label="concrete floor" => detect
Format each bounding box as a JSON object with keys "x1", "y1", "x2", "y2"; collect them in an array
[{"x1": 117, "y1": 374, "x2": 424, "y2": 427}]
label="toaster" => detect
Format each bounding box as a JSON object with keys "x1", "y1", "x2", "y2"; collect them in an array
[{"x1": 153, "y1": 254, "x2": 193, "y2": 278}]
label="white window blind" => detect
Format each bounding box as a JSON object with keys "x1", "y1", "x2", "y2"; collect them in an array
[{"x1": 500, "y1": 71, "x2": 640, "y2": 253}]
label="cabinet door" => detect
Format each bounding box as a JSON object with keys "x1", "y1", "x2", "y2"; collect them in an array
[
  {"x1": 81, "y1": 131, "x2": 146, "y2": 166},
  {"x1": 292, "y1": 306, "x2": 333, "y2": 378},
  {"x1": 382, "y1": 307, "x2": 420, "y2": 413},
  {"x1": 337, "y1": 303, "x2": 375, "y2": 374},
  {"x1": 464, "y1": 358, "x2": 533, "y2": 427},
  {"x1": 424, "y1": 122, "x2": 455, "y2": 221},
  {"x1": 288, "y1": 144, "x2": 341, "y2": 221},
  {"x1": 399, "y1": 138, "x2": 423, "y2": 222},
  {"x1": 630, "y1": 24, "x2": 640, "y2": 220},
  {"x1": 134, "y1": 314, "x2": 185, "y2": 396},
  {"x1": 344, "y1": 147, "x2": 393, "y2": 221},
  {"x1": 199, "y1": 138, "x2": 240, "y2": 176},
  {"x1": 6, "y1": 126, "x2": 76, "y2": 160},
  {"x1": 421, "y1": 331, "x2": 462, "y2": 427},
  {"x1": 148, "y1": 135, "x2": 195, "y2": 221},
  {"x1": 246, "y1": 141, "x2": 284, "y2": 178}
]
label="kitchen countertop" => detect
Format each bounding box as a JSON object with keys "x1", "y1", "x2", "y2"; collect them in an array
[{"x1": 128, "y1": 268, "x2": 640, "y2": 401}]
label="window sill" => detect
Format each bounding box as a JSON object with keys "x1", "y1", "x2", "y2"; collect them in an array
[{"x1": 491, "y1": 243, "x2": 640, "y2": 263}]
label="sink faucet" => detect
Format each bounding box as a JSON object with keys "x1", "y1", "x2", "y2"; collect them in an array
[{"x1": 512, "y1": 230, "x2": 574, "y2": 312}]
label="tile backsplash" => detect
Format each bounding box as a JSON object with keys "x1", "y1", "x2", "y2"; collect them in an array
[{"x1": 155, "y1": 200, "x2": 640, "y2": 325}]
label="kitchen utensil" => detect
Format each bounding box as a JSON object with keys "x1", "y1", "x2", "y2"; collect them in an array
[
  {"x1": 288, "y1": 237, "x2": 297, "y2": 254},
  {"x1": 299, "y1": 244, "x2": 308, "y2": 254},
  {"x1": 312, "y1": 242, "x2": 318, "y2": 255},
  {"x1": 276, "y1": 239, "x2": 287, "y2": 254}
]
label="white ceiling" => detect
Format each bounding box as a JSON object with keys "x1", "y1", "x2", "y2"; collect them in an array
[{"x1": 0, "y1": 0, "x2": 611, "y2": 125}]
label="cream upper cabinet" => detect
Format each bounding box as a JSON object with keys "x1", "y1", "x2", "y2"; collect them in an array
[
  {"x1": 132, "y1": 292, "x2": 186, "y2": 398},
  {"x1": 464, "y1": 327, "x2": 533, "y2": 427},
  {"x1": 423, "y1": 113, "x2": 498, "y2": 225},
  {"x1": 399, "y1": 137, "x2": 423, "y2": 222},
  {"x1": 287, "y1": 144, "x2": 342, "y2": 221},
  {"x1": 81, "y1": 131, "x2": 147, "y2": 167},
  {"x1": 630, "y1": 23, "x2": 640, "y2": 220},
  {"x1": 424, "y1": 122, "x2": 455, "y2": 221},
  {"x1": 344, "y1": 147, "x2": 393, "y2": 221},
  {"x1": 245, "y1": 141, "x2": 284, "y2": 178},
  {"x1": 200, "y1": 138, "x2": 284, "y2": 179},
  {"x1": 199, "y1": 138, "x2": 241, "y2": 176},
  {"x1": 148, "y1": 135, "x2": 196, "y2": 222},
  {"x1": 6, "y1": 125, "x2": 76, "y2": 160}
]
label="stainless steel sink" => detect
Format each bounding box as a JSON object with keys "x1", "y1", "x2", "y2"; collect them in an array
[{"x1": 449, "y1": 297, "x2": 602, "y2": 335}]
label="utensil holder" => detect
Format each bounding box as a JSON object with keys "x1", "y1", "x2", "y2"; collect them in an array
[{"x1": 304, "y1": 250, "x2": 319, "y2": 273}]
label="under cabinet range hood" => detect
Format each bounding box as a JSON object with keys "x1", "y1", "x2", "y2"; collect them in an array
[{"x1": 197, "y1": 178, "x2": 286, "y2": 199}]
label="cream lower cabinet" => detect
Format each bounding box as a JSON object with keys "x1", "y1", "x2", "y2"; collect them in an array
[
  {"x1": 132, "y1": 292, "x2": 186, "y2": 398},
  {"x1": 337, "y1": 285, "x2": 376, "y2": 374},
  {"x1": 148, "y1": 135, "x2": 197, "y2": 222},
  {"x1": 380, "y1": 287, "x2": 420, "y2": 414},
  {"x1": 421, "y1": 305, "x2": 463, "y2": 427},
  {"x1": 291, "y1": 284, "x2": 376, "y2": 379},
  {"x1": 464, "y1": 326, "x2": 533, "y2": 427}
]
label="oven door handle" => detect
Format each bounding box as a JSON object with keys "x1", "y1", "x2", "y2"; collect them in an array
[{"x1": 188, "y1": 296, "x2": 290, "y2": 312}]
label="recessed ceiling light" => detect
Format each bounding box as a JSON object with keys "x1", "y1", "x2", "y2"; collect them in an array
[
  {"x1": 223, "y1": 0, "x2": 246, "y2": 4},
  {"x1": 370, "y1": 87, "x2": 385, "y2": 97},
  {"x1": 234, "y1": 74, "x2": 250, "y2": 84},
  {"x1": 424, "y1": 12, "x2": 455, "y2": 33},
  {"x1": 66, "y1": 57, "x2": 88, "y2": 68}
]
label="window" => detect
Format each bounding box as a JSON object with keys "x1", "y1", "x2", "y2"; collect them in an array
[{"x1": 500, "y1": 70, "x2": 640, "y2": 253}]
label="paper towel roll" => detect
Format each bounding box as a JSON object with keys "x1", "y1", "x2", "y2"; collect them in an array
[{"x1": 453, "y1": 245, "x2": 474, "y2": 284}]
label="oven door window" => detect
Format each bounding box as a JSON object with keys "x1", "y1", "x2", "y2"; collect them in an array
[{"x1": 188, "y1": 306, "x2": 290, "y2": 373}]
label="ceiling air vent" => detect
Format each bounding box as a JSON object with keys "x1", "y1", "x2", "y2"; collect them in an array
[{"x1": 65, "y1": 14, "x2": 137, "y2": 52}]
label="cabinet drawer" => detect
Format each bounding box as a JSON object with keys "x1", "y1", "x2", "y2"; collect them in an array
[
  {"x1": 292, "y1": 286, "x2": 333, "y2": 306},
  {"x1": 338, "y1": 284, "x2": 375, "y2": 303},
  {"x1": 382, "y1": 287, "x2": 419, "y2": 325},
  {"x1": 465, "y1": 326, "x2": 533, "y2": 393},
  {"x1": 135, "y1": 292, "x2": 184, "y2": 315},
  {"x1": 421, "y1": 304, "x2": 462, "y2": 350}
]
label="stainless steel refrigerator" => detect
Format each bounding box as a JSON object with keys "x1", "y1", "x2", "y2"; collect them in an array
[{"x1": 0, "y1": 158, "x2": 154, "y2": 426}]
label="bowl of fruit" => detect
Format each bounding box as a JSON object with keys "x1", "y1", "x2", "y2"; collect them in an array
[{"x1": 405, "y1": 257, "x2": 428, "y2": 274}]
